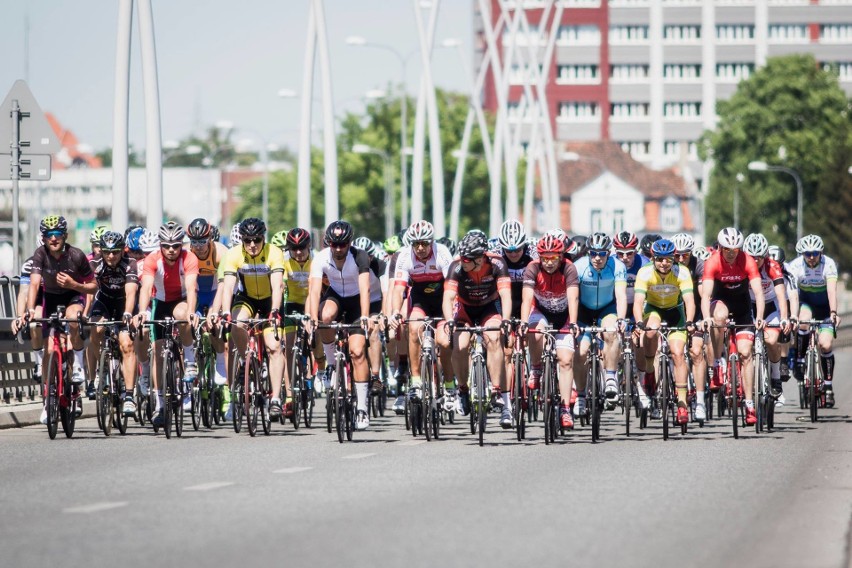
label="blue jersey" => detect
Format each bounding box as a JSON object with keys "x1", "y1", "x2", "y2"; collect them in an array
[{"x1": 573, "y1": 255, "x2": 628, "y2": 310}]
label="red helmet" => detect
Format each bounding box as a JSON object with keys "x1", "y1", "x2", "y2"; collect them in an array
[
  {"x1": 613, "y1": 231, "x2": 638, "y2": 251},
  {"x1": 536, "y1": 234, "x2": 566, "y2": 256},
  {"x1": 286, "y1": 227, "x2": 311, "y2": 249}
]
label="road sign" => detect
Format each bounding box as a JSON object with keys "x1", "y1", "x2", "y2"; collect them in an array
[
  {"x1": 0, "y1": 80, "x2": 61, "y2": 156},
  {"x1": 0, "y1": 154, "x2": 51, "y2": 181}
]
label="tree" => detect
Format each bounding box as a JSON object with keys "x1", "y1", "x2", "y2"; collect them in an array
[{"x1": 699, "y1": 54, "x2": 852, "y2": 264}]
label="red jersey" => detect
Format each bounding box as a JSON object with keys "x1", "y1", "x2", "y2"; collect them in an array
[
  {"x1": 142, "y1": 250, "x2": 199, "y2": 302},
  {"x1": 703, "y1": 249, "x2": 760, "y2": 301},
  {"x1": 445, "y1": 253, "x2": 511, "y2": 307},
  {"x1": 522, "y1": 259, "x2": 579, "y2": 314}
]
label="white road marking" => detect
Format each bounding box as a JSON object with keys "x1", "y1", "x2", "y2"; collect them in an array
[
  {"x1": 342, "y1": 453, "x2": 376, "y2": 460},
  {"x1": 64, "y1": 501, "x2": 128, "y2": 514},
  {"x1": 274, "y1": 467, "x2": 314, "y2": 474},
  {"x1": 184, "y1": 481, "x2": 235, "y2": 491}
]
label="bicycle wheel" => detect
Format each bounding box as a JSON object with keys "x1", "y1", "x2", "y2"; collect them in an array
[
  {"x1": 513, "y1": 352, "x2": 525, "y2": 441},
  {"x1": 423, "y1": 370, "x2": 433, "y2": 442},
  {"x1": 542, "y1": 356, "x2": 555, "y2": 445},
  {"x1": 335, "y1": 360, "x2": 346, "y2": 443},
  {"x1": 231, "y1": 360, "x2": 244, "y2": 434},
  {"x1": 191, "y1": 354, "x2": 204, "y2": 432},
  {"x1": 247, "y1": 356, "x2": 260, "y2": 437},
  {"x1": 290, "y1": 352, "x2": 304, "y2": 430},
  {"x1": 115, "y1": 366, "x2": 129, "y2": 435},
  {"x1": 622, "y1": 353, "x2": 633, "y2": 436},
  {"x1": 44, "y1": 351, "x2": 60, "y2": 440},
  {"x1": 755, "y1": 356, "x2": 766, "y2": 434},
  {"x1": 96, "y1": 351, "x2": 111, "y2": 436},
  {"x1": 808, "y1": 349, "x2": 819, "y2": 423},
  {"x1": 174, "y1": 376, "x2": 185, "y2": 438},
  {"x1": 211, "y1": 387, "x2": 222, "y2": 426},
  {"x1": 590, "y1": 361, "x2": 601, "y2": 443},
  {"x1": 730, "y1": 357, "x2": 739, "y2": 439},
  {"x1": 162, "y1": 352, "x2": 174, "y2": 439},
  {"x1": 326, "y1": 364, "x2": 334, "y2": 433},
  {"x1": 476, "y1": 361, "x2": 487, "y2": 447},
  {"x1": 304, "y1": 379, "x2": 314, "y2": 428},
  {"x1": 661, "y1": 358, "x2": 670, "y2": 441}
]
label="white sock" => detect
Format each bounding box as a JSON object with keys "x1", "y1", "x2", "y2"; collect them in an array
[
  {"x1": 156, "y1": 392, "x2": 164, "y2": 411},
  {"x1": 356, "y1": 382, "x2": 369, "y2": 412},
  {"x1": 745, "y1": 399, "x2": 754, "y2": 409},
  {"x1": 695, "y1": 390, "x2": 705, "y2": 405},
  {"x1": 215, "y1": 353, "x2": 227, "y2": 378},
  {"x1": 33, "y1": 349, "x2": 44, "y2": 366},
  {"x1": 141, "y1": 360, "x2": 150, "y2": 378},
  {"x1": 606, "y1": 370, "x2": 616, "y2": 381},
  {"x1": 770, "y1": 360, "x2": 781, "y2": 379},
  {"x1": 323, "y1": 342, "x2": 335, "y2": 365},
  {"x1": 635, "y1": 381, "x2": 646, "y2": 397},
  {"x1": 74, "y1": 349, "x2": 85, "y2": 372},
  {"x1": 501, "y1": 391, "x2": 511, "y2": 410}
]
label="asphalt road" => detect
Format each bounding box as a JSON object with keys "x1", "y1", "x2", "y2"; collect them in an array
[{"x1": 2, "y1": 350, "x2": 852, "y2": 568}]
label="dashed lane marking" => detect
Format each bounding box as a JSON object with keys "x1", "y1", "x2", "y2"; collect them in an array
[
  {"x1": 64, "y1": 502, "x2": 128, "y2": 514},
  {"x1": 274, "y1": 467, "x2": 314, "y2": 474},
  {"x1": 184, "y1": 482, "x2": 235, "y2": 491}
]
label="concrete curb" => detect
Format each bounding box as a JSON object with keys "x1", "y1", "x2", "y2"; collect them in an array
[{"x1": 0, "y1": 402, "x2": 96, "y2": 429}]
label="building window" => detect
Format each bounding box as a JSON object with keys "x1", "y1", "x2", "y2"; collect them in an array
[
  {"x1": 769, "y1": 24, "x2": 808, "y2": 42},
  {"x1": 664, "y1": 141, "x2": 698, "y2": 159},
  {"x1": 610, "y1": 25, "x2": 649, "y2": 44},
  {"x1": 823, "y1": 62, "x2": 852, "y2": 81},
  {"x1": 556, "y1": 24, "x2": 601, "y2": 45},
  {"x1": 610, "y1": 64, "x2": 650, "y2": 82},
  {"x1": 502, "y1": 24, "x2": 542, "y2": 47},
  {"x1": 716, "y1": 25, "x2": 755, "y2": 42},
  {"x1": 716, "y1": 62, "x2": 754, "y2": 81},
  {"x1": 509, "y1": 64, "x2": 545, "y2": 85},
  {"x1": 619, "y1": 141, "x2": 651, "y2": 157},
  {"x1": 557, "y1": 64, "x2": 600, "y2": 84},
  {"x1": 611, "y1": 102, "x2": 650, "y2": 119},
  {"x1": 613, "y1": 209, "x2": 625, "y2": 233},
  {"x1": 663, "y1": 25, "x2": 701, "y2": 42},
  {"x1": 663, "y1": 64, "x2": 701, "y2": 81},
  {"x1": 558, "y1": 101, "x2": 600, "y2": 121},
  {"x1": 820, "y1": 24, "x2": 852, "y2": 42},
  {"x1": 590, "y1": 209, "x2": 603, "y2": 233},
  {"x1": 663, "y1": 102, "x2": 702, "y2": 118},
  {"x1": 660, "y1": 197, "x2": 682, "y2": 233}
]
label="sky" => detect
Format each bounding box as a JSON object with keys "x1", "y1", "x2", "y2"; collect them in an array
[{"x1": 0, "y1": 0, "x2": 474, "y2": 153}]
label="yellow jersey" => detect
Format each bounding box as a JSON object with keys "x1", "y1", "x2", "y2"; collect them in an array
[
  {"x1": 634, "y1": 263, "x2": 693, "y2": 309},
  {"x1": 221, "y1": 243, "x2": 284, "y2": 300}
]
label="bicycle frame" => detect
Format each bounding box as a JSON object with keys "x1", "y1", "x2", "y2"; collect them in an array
[
  {"x1": 453, "y1": 325, "x2": 502, "y2": 447},
  {"x1": 317, "y1": 322, "x2": 363, "y2": 443}
]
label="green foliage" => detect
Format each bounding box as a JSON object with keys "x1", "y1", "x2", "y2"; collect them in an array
[{"x1": 699, "y1": 54, "x2": 852, "y2": 268}]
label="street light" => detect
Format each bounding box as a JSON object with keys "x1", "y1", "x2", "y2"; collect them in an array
[
  {"x1": 734, "y1": 173, "x2": 744, "y2": 229},
  {"x1": 747, "y1": 160, "x2": 804, "y2": 240},
  {"x1": 353, "y1": 144, "x2": 394, "y2": 237}
]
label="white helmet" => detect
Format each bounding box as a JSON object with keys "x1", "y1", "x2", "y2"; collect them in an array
[
  {"x1": 671, "y1": 232, "x2": 695, "y2": 253},
  {"x1": 229, "y1": 223, "x2": 242, "y2": 248},
  {"x1": 139, "y1": 230, "x2": 160, "y2": 253},
  {"x1": 693, "y1": 246, "x2": 710, "y2": 260},
  {"x1": 545, "y1": 228, "x2": 567, "y2": 242},
  {"x1": 498, "y1": 220, "x2": 526, "y2": 251},
  {"x1": 717, "y1": 227, "x2": 744, "y2": 249},
  {"x1": 407, "y1": 220, "x2": 435, "y2": 242},
  {"x1": 743, "y1": 233, "x2": 769, "y2": 257},
  {"x1": 796, "y1": 234, "x2": 824, "y2": 254}
]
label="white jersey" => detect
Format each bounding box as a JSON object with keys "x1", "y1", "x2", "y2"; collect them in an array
[
  {"x1": 310, "y1": 247, "x2": 371, "y2": 298},
  {"x1": 788, "y1": 254, "x2": 837, "y2": 308},
  {"x1": 393, "y1": 243, "x2": 453, "y2": 290}
]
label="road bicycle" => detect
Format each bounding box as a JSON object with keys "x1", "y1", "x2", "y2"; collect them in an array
[
  {"x1": 192, "y1": 321, "x2": 223, "y2": 430},
  {"x1": 369, "y1": 315, "x2": 390, "y2": 419},
  {"x1": 509, "y1": 319, "x2": 529, "y2": 442},
  {"x1": 147, "y1": 318, "x2": 190, "y2": 439},
  {"x1": 405, "y1": 317, "x2": 442, "y2": 441},
  {"x1": 797, "y1": 319, "x2": 835, "y2": 423},
  {"x1": 618, "y1": 324, "x2": 641, "y2": 436},
  {"x1": 451, "y1": 324, "x2": 504, "y2": 447},
  {"x1": 528, "y1": 326, "x2": 560, "y2": 445},
  {"x1": 92, "y1": 319, "x2": 134, "y2": 436},
  {"x1": 647, "y1": 323, "x2": 690, "y2": 440},
  {"x1": 287, "y1": 313, "x2": 315, "y2": 429},
  {"x1": 578, "y1": 325, "x2": 615, "y2": 443},
  {"x1": 711, "y1": 319, "x2": 753, "y2": 439},
  {"x1": 317, "y1": 322, "x2": 364, "y2": 443},
  {"x1": 228, "y1": 318, "x2": 275, "y2": 437}
]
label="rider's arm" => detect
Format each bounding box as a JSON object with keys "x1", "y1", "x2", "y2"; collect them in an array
[
  {"x1": 520, "y1": 286, "x2": 534, "y2": 323},
  {"x1": 633, "y1": 290, "x2": 646, "y2": 323},
  {"x1": 358, "y1": 271, "x2": 371, "y2": 319},
  {"x1": 25, "y1": 273, "x2": 41, "y2": 314},
  {"x1": 682, "y1": 291, "x2": 695, "y2": 323},
  {"x1": 749, "y1": 277, "x2": 765, "y2": 321},
  {"x1": 773, "y1": 282, "x2": 788, "y2": 321},
  {"x1": 124, "y1": 281, "x2": 139, "y2": 316},
  {"x1": 701, "y1": 279, "x2": 714, "y2": 322},
  {"x1": 138, "y1": 273, "x2": 154, "y2": 314},
  {"x1": 183, "y1": 252, "x2": 199, "y2": 316},
  {"x1": 567, "y1": 284, "x2": 579, "y2": 325},
  {"x1": 221, "y1": 274, "x2": 237, "y2": 315},
  {"x1": 16, "y1": 281, "x2": 29, "y2": 317},
  {"x1": 442, "y1": 287, "x2": 457, "y2": 322},
  {"x1": 391, "y1": 280, "x2": 406, "y2": 317},
  {"x1": 307, "y1": 276, "x2": 322, "y2": 321},
  {"x1": 614, "y1": 283, "x2": 628, "y2": 320},
  {"x1": 498, "y1": 285, "x2": 512, "y2": 321},
  {"x1": 270, "y1": 271, "x2": 284, "y2": 312}
]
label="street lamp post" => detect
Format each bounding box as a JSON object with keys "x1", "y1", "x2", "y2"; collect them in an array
[
  {"x1": 747, "y1": 161, "x2": 804, "y2": 240},
  {"x1": 734, "y1": 172, "x2": 744, "y2": 229},
  {"x1": 353, "y1": 144, "x2": 394, "y2": 237}
]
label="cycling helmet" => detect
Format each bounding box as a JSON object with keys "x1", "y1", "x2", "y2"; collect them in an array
[
  {"x1": 286, "y1": 227, "x2": 311, "y2": 250},
  {"x1": 270, "y1": 230, "x2": 287, "y2": 248},
  {"x1": 384, "y1": 235, "x2": 402, "y2": 254},
  {"x1": 126, "y1": 227, "x2": 145, "y2": 253},
  {"x1": 693, "y1": 246, "x2": 710, "y2": 261},
  {"x1": 671, "y1": 232, "x2": 695, "y2": 253},
  {"x1": 229, "y1": 224, "x2": 242, "y2": 247},
  {"x1": 536, "y1": 234, "x2": 565, "y2": 256},
  {"x1": 796, "y1": 234, "x2": 824, "y2": 254},
  {"x1": 375, "y1": 248, "x2": 387, "y2": 261},
  {"x1": 545, "y1": 228, "x2": 566, "y2": 242},
  {"x1": 640, "y1": 233, "x2": 662, "y2": 258},
  {"x1": 99, "y1": 231, "x2": 125, "y2": 251},
  {"x1": 124, "y1": 224, "x2": 143, "y2": 239},
  {"x1": 89, "y1": 225, "x2": 108, "y2": 243},
  {"x1": 407, "y1": 220, "x2": 435, "y2": 242},
  {"x1": 487, "y1": 238, "x2": 501, "y2": 254},
  {"x1": 187, "y1": 218, "x2": 212, "y2": 240},
  {"x1": 238, "y1": 217, "x2": 266, "y2": 238},
  {"x1": 158, "y1": 221, "x2": 185, "y2": 245},
  {"x1": 564, "y1": 238, "x2": 581, "y2": 257},
  {"x1": 458, "y1": 231, "x2": 489, "y2": 259},
  {"x1": 139, "y1": 230, "x2": 160, "y2": 253},
  {"x1": 571, "y1": 235, "x2": 588, "y2": 256},
  {"x1": 613, "y1": 231, "x2": 638, "y2": 251},
  {"x1": 743, "y1": 233, "x2": 769, "y2": 257},
  {"x1": 717, "y1": 227, "x2": 744, "y2": 249},
  {"x1": 586, "y1": 232, "x2": 612, "y2": 252},
  {"x1": 325, "y1": 220, "x2": 354, "y2": 245},
  {"x1": 437, "y1": 236, "x2": 457, "y2": 256},
  {"x1": 651, "y1": 239, "x2": 676, "y2": 257},
  {"x1": 210, "y1": 225, "x2": 220, "y2": 243},
  {"x1": 467, "y1": 229, "x2": 487, "y2": 241},
  {"x1": 39, "y1": 215, "x2": 68, "y2": 235},
  {"x1": 767, "y1": 245, "x2": 786, "y2": 264},
  {"x1": 498, "y1": 220, "x2": 527, "y2": 251},
  {"x1": 353, "y1": 236, "x2": 376, "y2": 256}
]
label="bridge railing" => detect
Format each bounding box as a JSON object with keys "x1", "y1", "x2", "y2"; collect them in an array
[{"x1": 0, "y1": 277, "x2": 38, "y2": 404}]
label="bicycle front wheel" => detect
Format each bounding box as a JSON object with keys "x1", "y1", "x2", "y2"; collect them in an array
[
  {"x1": 475, "y1": 361, "x2": 487, "y2": 447},
  {"x1": 590, "y1": 361, "x2": 601, "y2": 443},
  {"x1": 661, "y1": 358, "x2": 670, "y2": 441},
  {"x1": 730, "y1": 357, "x2": 739, "y2": 439},
  {"x1": 96, "y1": 351, "x2": 111, "y2": 436},
  {"x1": 44, "y1": 351, "x2": 60, "y2": 440},
  {"x1": 513, "y1": 352, "x2": 525, "y2": 441},
  {"x1": 622, "y1": 353, "x2": 633, "y2": 436},
  {"x1": 542, "y1": 356, "x2": 556, "y2": 445},
  {"x1": 808, "y1": 349, "x2": 819, "y2": 423},
  {"x1": 246, "y1": 357, "x2": 260, "y2": 437}
]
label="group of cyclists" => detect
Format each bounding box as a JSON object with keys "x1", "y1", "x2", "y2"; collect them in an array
[{"x1": 12, "y1": 209, "x2": 843, "y2": 440}]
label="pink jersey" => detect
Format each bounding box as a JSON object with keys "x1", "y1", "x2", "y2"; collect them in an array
[{"x1": 143, "y1": 250, "x2": 199, "y2": 302}]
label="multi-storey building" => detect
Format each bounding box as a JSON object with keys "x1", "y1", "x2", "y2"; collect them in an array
[{"x1": 478, "y1": 0, "x2": 852, "y2": 183}]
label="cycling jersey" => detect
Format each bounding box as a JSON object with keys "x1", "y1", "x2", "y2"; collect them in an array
[
  {"x1": 788, "y1": 255, "x2": 837, "y2": 309},
  {"x1": 142, "y1": 250, "x2": 200, "y2": 302},
  {"x1": 634, "y1": 263, "x2": 693, "y2": 310},
  {"x1": 703, "y1": 249, "x2": 760, "y2": 303},
  {"x1": 749, "y1": 258, "x2": 784, "y2": 305},
  {"x1": 503, "y1": 249, "x2": 535, "y2": 318},
  {"x1": 91, "y1": 256, "x2": 138, "y2": 301},
  {"x1": 310, "y1": 247, "x2": 371, "y2": 299},
  {"x1": 367, "y1": 256, "x2": 386, "y2": 303},
  {"x1": 221, "y1": 243, "x2": 285, "y2": 301},
  {"x1": 522, "y1": 259, "x2": 579, "y2": 315},
  {"x1": 194, "y1": 242, "x2": 226, "y2": 294},
  {"x1": 394, "y1": 243, "x2": 453, "y2": 297},
  {"x1": 623, "y1": 255, "x2": 648, "y2": 305},
  {"x1": 283, "y1": 252, "x2": 312, "y2": 305},
  {"x1": 572, "y1": 255, "x2": 627, "y2": 310},
  {"x1": 445, "y1": 253, "x2": 511, "y2": 307},
  {"x1": 29, "y1": 244, "x2": 94, "y2": 295}
]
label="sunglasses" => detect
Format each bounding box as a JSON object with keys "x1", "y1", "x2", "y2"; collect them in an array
[
  {"x1": 161, "y1": 243, "x2": 182, "y2": 250},
  {"x1": 103, "y1": 249, "x2": 122, "y2": 255},
  {"x1": 674, "y1": 252, "x2": 690, "y2": 258},
  {"x1": 589, "y1": 250, "x2": 608, "y2": 258},
  {"x1": 540, "y1": 254, "x2": 561, "y2": 262},
  {"x1": 654, "y1": 256, "x2": 674, "y2": 262},
  {"x1": 331, "y1": 242, "x2": 350, "y2": 249},
  {"x1": 289, "y1": 245, "x2": 309, "y2": 252},
  {"x1": 460, "y1": 256, "x2": 481, "y2": 263},
  {"x1": 190, "y1": 238, "x2": 209, "y2": 246},
  {"x1": 243, "y1": 237, "x2": 264, "y2": 245},
  {"x1": 722, "y1": 247, "x2": 740, "y2": 254},
  {"x1": 615, "y1": 250, "x2": 634, "y2": 257},
  {"x1": 412, "y1": 240, "x2": 431, "y2": 248},
  {"x1": 45, "y1": 230, "x2": 65, "y2": 239},
  {"x1": 804, "y1": 251, "x2": 820, "y2": 258}
]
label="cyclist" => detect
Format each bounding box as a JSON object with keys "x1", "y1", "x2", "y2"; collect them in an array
[
  {"x1": 788, "y1": 234, "x2": 841, "y2": 407},
  {"x1": 439, "y1": 231, "x2": 513, "y2": 428},
  {"x1": 612, "y1": 231, "x2": 646, "y2": 322},
  {"x1": 383, "y1": 232, "x2": 410, "y2": 412},
  {"x1": 14, "y1": 216, "x2": 97, "y2": 415},
  {"x1": 87, "y1": 231, "x2": 139, "y2": 416},
  {"x1": 633, "y1": 239, "x2": 695, "y2": 425},
  {"x1": 701, "y1": 227, "x2": 765, "y2": 426},
  {"x1": 768, "y1": 244, "x2": 800, "y2": 395},
  {"x1": 353, "y1": 236, "x2": 388, "y2": 396},
  {"x1": 497, "y1": 220, "x2": 536, "y2": 388},
  {"x1": 88, "y1": 225, "x2": 108, "y2": 261},
  {"x1": 743, "y1": 233, "x2": 792, "y2": 405},
  {"x1": 217, "y1": 218, "x2": 287, "y2": 419},
  {"x1": 136, "y1": 221, "x2": 200, "y2": 427},
  {"x1": 572, "y1": 232, "x2": 628, "y2": 418},
  {"x1": 306, "y1": 220, "x2": 377, "y2": 431},
  {"x1": 519, "y1": 234, "x2": 579, "y2": 429},
  {"x1": 281, "y1": 227, "x2": 314, "y2": 417},
  {"x1": 388, "y1": 220, "x2": 454, "y2": 407},
  {"x1": 639, "y1": 233, "x2": 661, "y2": 264},
  {"x1": 132, "y1": 229, "x2": 160, "y2": 398}
]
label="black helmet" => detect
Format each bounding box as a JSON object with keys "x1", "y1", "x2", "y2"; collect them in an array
[
  {"x1": 458, "y1": 231, "x2": 488, "y2": 259},
  {"x1": 640, "y1": 234, "x2": 662, "y2": 258},
  {"x1": 210, "y1": 225, "x2": 220, "y2": 242},
  {"x1": 325, "y1": 220, "x2": 354, "y2": 245},
  {"x1": 99, "y1": 231, "x2": 125, "y2": 251},
  {"x1": 437, "y1": 236, "x2": 457, "y2": 256},
  {"x1": 187, "y1": 218, "x2": 212, "y2": 240},
  {"x1": 767, "y1": 245, "x2": 786, "y2": 264},
  {"x1": 286, "y1": 227, "x2": 311, "y2": 249},
  {"x1": 238, "y1": 217, "x2": 266, "y2": 238}
]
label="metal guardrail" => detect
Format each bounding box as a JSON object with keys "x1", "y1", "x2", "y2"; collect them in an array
[{"x1": 0, "y1": 276, "x2": 38, "y2": 404}]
